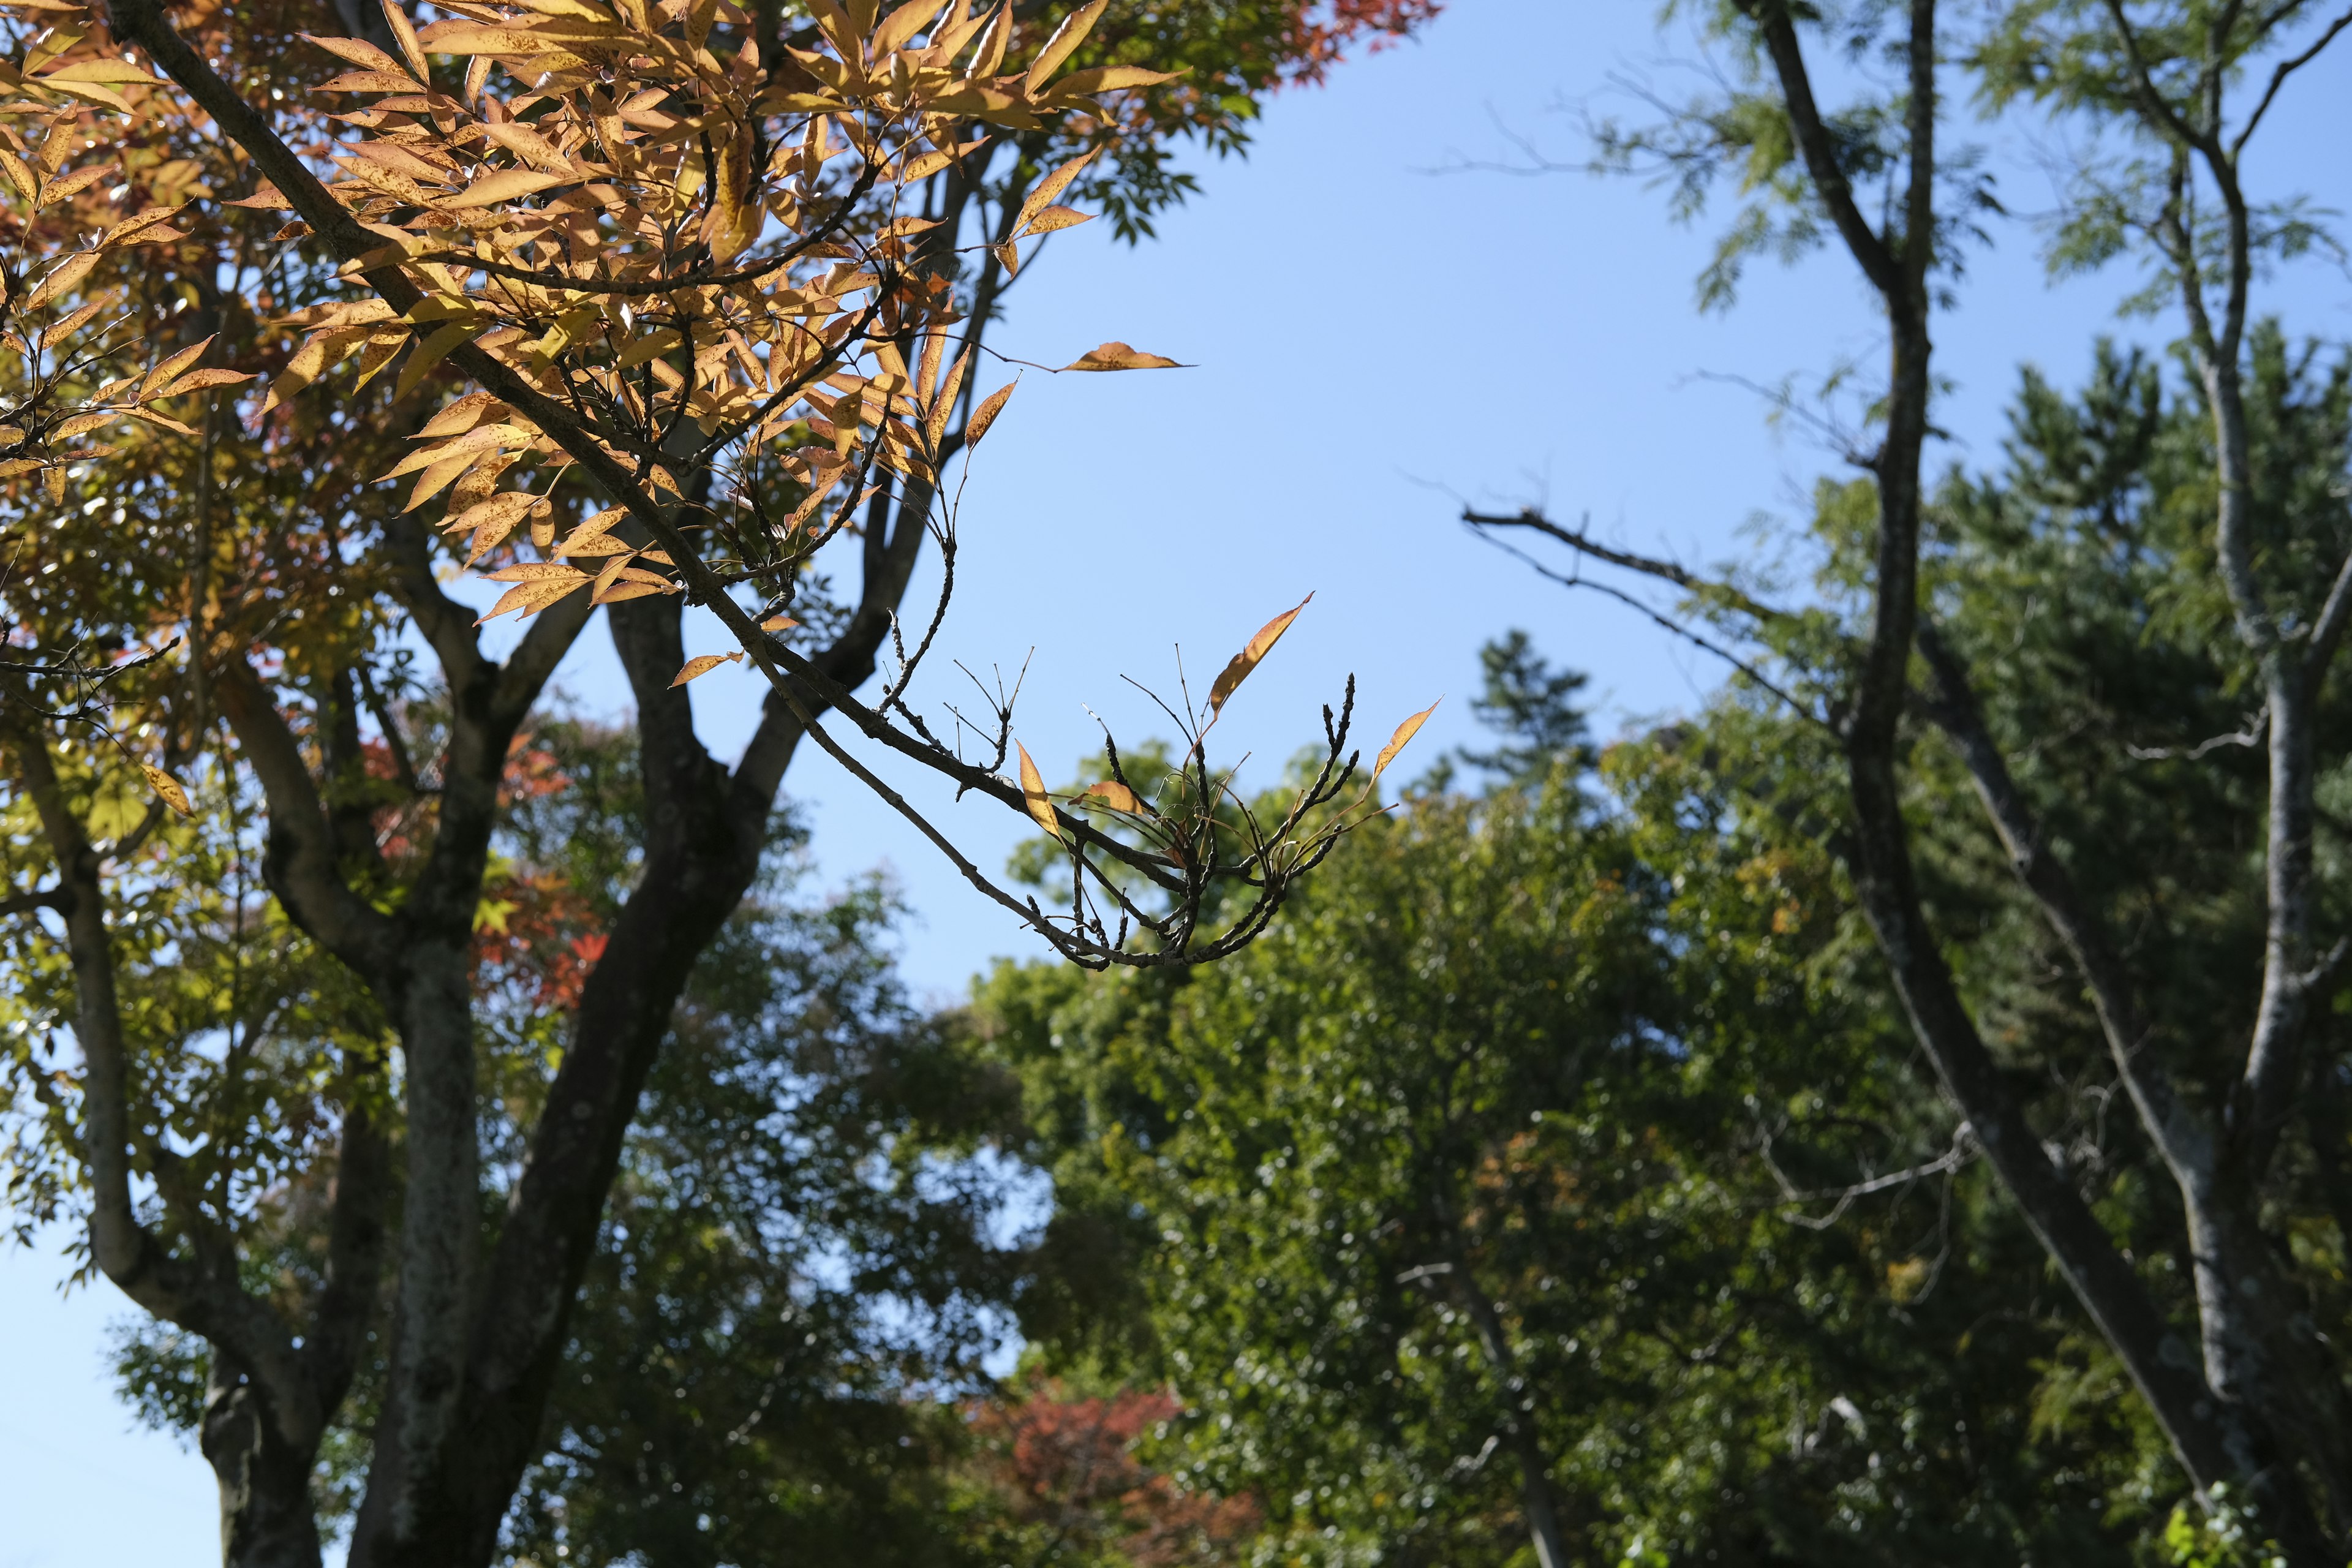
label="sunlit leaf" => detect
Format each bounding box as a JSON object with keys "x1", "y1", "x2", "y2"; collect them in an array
[
  {"x1": 1076, "y1": 778, "x2": 1144, "y2": 814},
  {"x1": 1374, "y1": 699, "x2": 1441, "y2": 778},
  {"x1": 139, "y1": 764, "x2": 190, "y2": 816},
  {"x1": 1061, "y1": 341, "x2": 1185, "y2": 372},
  {"x1": 1017, "y1": 742, "x2": 1063, "y2": 842},
  {"x1": 670, "y1": 652, "x2": 744, "y2": 686},
  {"x1": 1208, "y1": 594, "x2": 1311, "y2": 715},
  {"x1": 965, "y1": 380, "x2": 1014, "y2": 445}
]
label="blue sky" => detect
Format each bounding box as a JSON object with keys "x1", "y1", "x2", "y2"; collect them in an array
[{"x1": 6, "y1": 1, "x2": 2348, "y2": 1560}]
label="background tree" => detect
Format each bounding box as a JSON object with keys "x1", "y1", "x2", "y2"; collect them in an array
[
  {"x1": 967, "y1": 641, "x2": 2164, "y2": 1565},
  {"x1": 1467, "y1": 0, "x2": 2352, "y2": 1551}
]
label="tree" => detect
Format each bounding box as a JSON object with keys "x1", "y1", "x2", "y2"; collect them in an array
[
  {"x1": 970, "y1": 684, "x2": 2163, "y2": 1566},
  {"x1": 1469, "y1": 0, "x2": 2352, "y2": 1555},
  {"x1": 0, "y1": 2, "x2": 1438, "y2": 1562}
]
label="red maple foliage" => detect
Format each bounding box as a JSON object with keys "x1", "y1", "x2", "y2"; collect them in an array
[{"x1": 971, "y1": 1378, "x2": 1261, "y2": 1567}]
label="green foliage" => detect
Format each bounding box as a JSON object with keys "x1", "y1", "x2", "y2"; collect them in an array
[{"x1": 971, "y1": 709, "x2": 2153, "y2": 1564}]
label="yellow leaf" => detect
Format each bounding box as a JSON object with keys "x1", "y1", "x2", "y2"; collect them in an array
[
  {"x1": 417, "y1": 392, "x2": 512, "y2": 439},
  {"x1": 670, "y1": 651, "x2": 743, "y2": 687},
  {"x1": 478, "y1": 575, "x2": 587, "y2": 623},
  {"x1": 140, "y1": 764, "x2": 192, "y2": 816},
  {"x1": 39, "y1": 162, "x2": 113, "y2": 206},
  {"x1": 1374, "y1": 699, "x2": 1441, "y2": 778},
  {"x1": 760, "y1": 612, "x2": 800, "y2": 631},
  {"x1": 443, "y1": 168, "x2": 574, "y2": 208},
  {"x1": 99, "y1": 205, "x2": 186, "y2": 249},
  {"x1": 382, "y1": 0, "x2": 431, "y2": 81},
  {"x1": 41, "y1": 58, "x2": 162, "y2": 85},
  {"x1": 1208, "y1": 594, "x2": 1311, "y2": 715},
  {"x1": 1046, "y1": 64, "x2": 1182, "y2": 99},
  {"x1": 299, "y1": 32, "x2": 413, "y2": 78},
  {"x1": 1017, "y1": 742, "x2": 1063, "y2": 842},
  {"x1": 1061, "y1": 341, "x2": 1184, "y2": 372},
  {"x1": 872, "y1": 0, "x2": 948, "y2": 56},
  {"x1": 394, "y1": 320, "x2": 477, "y2": 402},
  {"x1": 313, "y1": 69, "x2": 424, "y2": 93},
  {"x1": 1016, "y1": 203, "x2": 1089, "y2": 238},
  {"x1": 553, "y1": 505, "x2": 630, "y2": 557},
  {"x1": 1014, "y1": 146, "x2": 1096, "y2": 235},
  {"x1": 141, "y1": 334, "x2": 216, "y2": 400},
  {"x1": 1076, "y1": 779, "x2": 1143, "y2": 814},
  {"x1": 22, "y1": 251, "x2": 95, "y2": 312},
  {"x1": 155, "y1": 369, "x2": 257, "y2": 398},
  {"x1": 1021, "y1": 0, "x2": 1106, "y2": 98},
  {"x1": 965, "y1": 379, "x2": 1014, "y2": 446},
  {"x1": 51, "y1": 412, "x2": 118, "y2": 439},
  {"x1": 0, "y1": 149, "x2": 37, "y2": 201},
  {"x1": 43, "y1": 466, "x2": 66, "y2": 503},
  {"x1": 481, "y1": 560, "x2": 584, "y2": 582}
]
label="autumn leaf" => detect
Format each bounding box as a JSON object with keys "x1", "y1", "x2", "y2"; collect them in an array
[
  {"x1": 1060, "y1": 342, "x2": 1185, "y2": 372},
  {"x1": 22, "y1": 252, "x2": 96, "y2": 312},
  {"x1": 444, "y1": 168, "x2": 575, "y2": 208},
  {"x1": 154, "y1": 369, "x2": 258, "y2": 398},
  {"x1": 670, "y1": 651, "x2": 744, "y2": 686},
  {"x1": 1017, "y1": 742, "x2": 1063, "y2": 842},
  {"x1": 1374, "y1": 699, "x2": 1440, "y2": 778},
  {"x1": 140, "y1": 764, "x2": 191, "y2": 816},
  {"x1": 965, "y1": 380, "x2": 1016, "y2": 446},
  {"x1": 1208, "y1": 594, "x2": 1311, "y2": 714},
  {"x1": 1016, "y1": 204, "x2": 1090, "y2": 238},
  {"x1": 1076, "y1": 778, "x2": 1145, "y2": 815},
  {"x1": 1022, "y1": 0, "x2": 1107, "y2": 98}
]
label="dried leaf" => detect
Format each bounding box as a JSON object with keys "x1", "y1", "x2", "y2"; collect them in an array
[
  {"x1": 300, "y1": 32, "x2": 413, "y2": 77},
  {"x1": 1076, "y1": 778, "x2": 1144, "y2": 814},
  {"x1": 1374, "y1": 699, "x2": 1441, "y2": 778},
  {"x1": 1061, "y1": 341, "x2": 1184, "y2": 372},
  {"x1": 140, "y1": 764, "x2": 191, "y2": 816},
  {"x1": 1208, "y1": 594, "x2": 1311, "y2": 715},
  {"x1": 760, "y1": 613, "x2": 800, "y2": 631},
  {"x1": 155, "y1": 369, "x2": 258, "y2": 398},
  {"x1": 443, "y1": 168, "x2": 573, "y2": 207},
  {"x1": 1017, "y1": 742, "x2": 1063, "y2": 842},
  {"x1": 1014, "y1": 146, "x2": 1097, "y2": 235},
  {"x1": 965, "y1": 379, "x2": 1014, "y2": 446},
  {"x1": 141, "y1": 334, "x2": 217, "y2": 400},
  {"x1": 669, "y1": 651, "x2": 743, "y2": 687},
  {"x1": 1016, "y1": 203, "x2": 1089, "y2": 238},
  {"x1": 1021, "y1": 0, "x2": 1106, "y2": 97},
  {"x1": 22, "y1": 251, "x2": 95, "y2": 312}
]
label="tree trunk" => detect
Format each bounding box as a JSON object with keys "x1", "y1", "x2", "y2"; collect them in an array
[{"x1": 203, "y1": 1354, "x2": 326, "y2": 1568}]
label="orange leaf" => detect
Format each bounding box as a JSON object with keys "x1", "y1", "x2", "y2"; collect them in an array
[
  {"x1": 1061, "y1": 341, "x2": 1184, "y2": 372},
  {"x1": 1017, "y1": 744, "x2": 1063, "y2": 842},
  {"x1": 1374, "y1": 699, "x2": 1441, "y2": 778},
  {"x1": 1021, "y1": 0, "x2": 1106, "y2": 97},
  {"x1": 965, "y1": 380, "x2": 1014, "y2": 446},
  {"x1": 140, "y1": 764, "x2": 191, "y2": 816},
  {"x1": 1208, "y1": 594, "x2": 1311, "y2": 715},
  {"x1": 1076, "y1": 779, "x2": 1144, "y2": 814},
  {"x1": 443, "y1": 168, "x2": 574, "y2": 208},
  {"x1": 300, "y1": 32, "x2": 413, "y2": 78},
  {"x1": 141, "y1": 334, "x2": 217, "y2": 400},
  {"x1": 1016, "y1": 203, "x2": 1089, "y2": 238},
  {"x1": 155, "y1": 369, "x2": 258, "y2": 398},
  {"x1": 670, "y1": 651, "x2": 743, "y2": 687}
]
